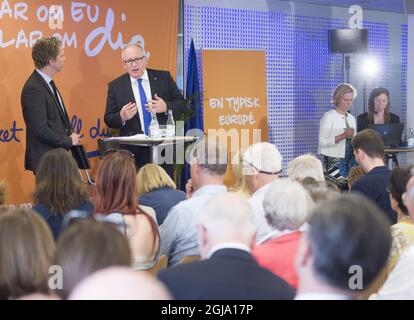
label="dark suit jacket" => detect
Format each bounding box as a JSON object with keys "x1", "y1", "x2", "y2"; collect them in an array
[
  {"x1": 138, "y1": 187, "x2": 186, "y2": 225},
  {"x1": 104, "y1": 69, "x2": 186, "y2": 136},
  {"x1": 357, "y1": 112, "x2": 400, "y2": 132},
  {"x1": 158, "y1": 248, "x2": 295, "y2": 300},
  {"x1": 21, "y1": 71, "x2": 72, "y2": 172},
  {"x1": 352, "y1": 166, "x2": 396, "y2": 224}
]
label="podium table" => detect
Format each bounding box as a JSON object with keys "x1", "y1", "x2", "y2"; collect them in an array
[
  {"x1": 102, "y1": 135, "x2": 198, "y2": 164},
  {"x1": 384, "y1": 147, "x2": 414, "y2": 169}
]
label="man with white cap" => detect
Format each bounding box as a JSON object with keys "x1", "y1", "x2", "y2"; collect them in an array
[{"x1": 242, "y1": 142, "x2": 283, "y2": 243}]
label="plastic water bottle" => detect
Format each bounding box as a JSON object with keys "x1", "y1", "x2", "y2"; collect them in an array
[
  {"x1": 408, "y1": 128, "x2": 414, "y2": 147},
  {"x1": 166, "y1": 110, "x2": 175, "y2": 137},
  {"x1": 149, "y1": 111, "x2": 160, "y2": 137}
]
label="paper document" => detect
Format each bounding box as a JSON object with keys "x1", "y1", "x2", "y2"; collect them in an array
[{"x1": 104, "y1": 133, "x2": 149, "y2": 141}]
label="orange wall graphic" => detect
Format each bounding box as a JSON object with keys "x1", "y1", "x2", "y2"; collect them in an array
[
  {"x1": 201, "y1": 49, "x2": 268, "y2": 184},
  {"x1": 0, "y1": 0, "x2": 179, "y2": 205}
]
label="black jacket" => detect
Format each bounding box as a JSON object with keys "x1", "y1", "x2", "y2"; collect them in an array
[
  {"x1": 158, "y1": 248, "x2": 295, "y2": 300},
  {"x1": 357, "y1": 112, "x2": 400, "y2": 132},
  {"x1": 104, "y1": 69, "x2": 186, "y2": 136},
  {"x1": 21, "y1": 71, "x2": 72, "y2": 172}
]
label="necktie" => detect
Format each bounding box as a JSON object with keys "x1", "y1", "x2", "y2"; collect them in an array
[
  {"x1": 138, "y1": 79, "x2": 151, "y2": 135},
  {"x1": 50, "y1": 80, "x2": 66, "y2": 115}
]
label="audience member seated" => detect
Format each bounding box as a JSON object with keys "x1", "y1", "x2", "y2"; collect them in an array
[
  {"x1": 53, "y1": 220, "x2": 131, "y2": 299},
  {"x1": 370, "y1": 176, "x2": 414, "y2": 299},
  {"x1": 295, "y1": 193, "x2": 391, "y2": 300},
  {"x1": 68, "y1": 267, "x2": 171, "y2": 300},
  {"x1": 0, "y1": 208, "x2": 55, "y2": 300},
  {"x1": 32, "y1": 148, "x2": 92, "y2": 240},
  {"x1": 158, "y1": 193, "x2": 295, "y2": 300},
  {"x1": 0, "y1": 180, "x2": 6, "y2": 206},
  {"x1": 252, "y1": 178, "x2": 314, "y2": 288},
  {"x1": 287, "y1": 154, "x2": 325, "y2": 183},
  {"x1": 388, "y1": 166, "x2": 414, "y2": 270},
  {"x1": 242, "y1": 142, "x2": 282, "y2": 243},
  {"x1": 300, "y1": 177, "x2": 340, "y2": 204},
  {"x1": 92, "y1": 151, "x2": 160, "y2": 270},
  {"x1": 160, "y1": 138, "x2": 228, "y2": 266},
  {"x1": 318, "y1": 83, "x2": 357, "y2": 179},
  {"x1": 351, "y1": 129, "x2": 396, "y2": 224},
  {"x1": 228, "y1": 148, "x2": 251, "y2": 197},
  {"x1": 136, "y1": 164, "x2": 186, "y2": 225},
  {"x1": 347, "y1": 166, "x2": 365, "y2": 191},
  {"x1": 357, "y1": 87, "x2": 400, "y2": 132}
]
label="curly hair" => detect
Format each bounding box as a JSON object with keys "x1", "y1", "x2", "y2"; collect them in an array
[{"x1": 32, "y1": 37, "x2": 61, "y2": 69}]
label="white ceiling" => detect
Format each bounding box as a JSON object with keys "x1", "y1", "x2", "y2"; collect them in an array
[{"x1": 279, "y1": 0, "x2": 413, "y2": 14}]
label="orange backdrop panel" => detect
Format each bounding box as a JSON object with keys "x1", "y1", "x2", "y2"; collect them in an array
[
  {"x1": 0, "y1": 0, "x2": 179, "y2": 205},
  {"x1": 201, "y1": 49, "x2": 268, "y2": 185}
]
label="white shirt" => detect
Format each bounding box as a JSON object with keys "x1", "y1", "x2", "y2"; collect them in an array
[
  {"x1": 130, "y1": 70, "x2": 152, "y2": 132},
  {"x1": 36, "y1": 69, "x2": 65, "y2": 114},
  {"x1": 249, "y1": 183, "x2": 275, "y2": 244},
  {"x1": 318, "y1": 109, "x2": 356, "y2": 158}
]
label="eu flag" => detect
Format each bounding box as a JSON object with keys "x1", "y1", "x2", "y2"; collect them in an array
[{"x1": 182, "y1": 39, "x2": 203, "y2": 189}]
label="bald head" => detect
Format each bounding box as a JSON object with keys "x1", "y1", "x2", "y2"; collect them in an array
[{"x1": 68, "y1": 267, "x2": 171, "y2": 300}]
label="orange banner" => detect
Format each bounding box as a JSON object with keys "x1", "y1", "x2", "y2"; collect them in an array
[
  {"x1": 201, "y1": 49, "x2": 268, "y2": 183},
  {"x1": 0, "y1": 0, "x2": 179, "y2": 205}
]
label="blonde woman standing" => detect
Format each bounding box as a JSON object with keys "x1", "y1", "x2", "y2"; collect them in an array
[{"x1": 318, "y1": 83, "x2": 357, "y2": 179}]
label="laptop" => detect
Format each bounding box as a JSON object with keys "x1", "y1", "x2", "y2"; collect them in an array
[{"x1": 368, "y1": 123, "x2": 404, "y2": 147}]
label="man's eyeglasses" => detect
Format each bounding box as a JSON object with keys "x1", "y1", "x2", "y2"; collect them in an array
[
  {"x1": 242, "y1": 160, "x2": 282, "y2": 175},
  {"x1": 123, "y1": 56, "x2": 146, "y2": 66}
]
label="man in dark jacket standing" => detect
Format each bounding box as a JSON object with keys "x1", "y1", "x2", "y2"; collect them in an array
[{"x1": 21, "y1": 37, "x2": 81, "y2": 173}]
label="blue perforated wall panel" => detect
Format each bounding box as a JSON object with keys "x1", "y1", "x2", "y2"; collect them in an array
[{"x1": 184, "y1": 1, "x2": 407, "y2": 170}]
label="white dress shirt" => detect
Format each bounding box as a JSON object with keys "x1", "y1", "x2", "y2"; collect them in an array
[
  {"x1": 36, "y1": 69, "x2": 65, "y2": 115},
  {"x1": 318, "y1": 109, "x2": 356, "y2": 158},
  {"x1": 249, "y1": 183, "x2": 275, "y2": 244},
  {"x1": 130, "y1": 70, "x2": 152, "y2": 131}
]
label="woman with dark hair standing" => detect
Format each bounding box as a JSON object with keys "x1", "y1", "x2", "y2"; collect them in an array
[
  {"x1": 93, "y1": 151, "x2": 160, "y2": 271},
  {"x1": 32, "y1": 148, "x2": 92, "y2": 240},
  {"x1": 357, "y1": 87, "x2": 400, "y2": 131}
]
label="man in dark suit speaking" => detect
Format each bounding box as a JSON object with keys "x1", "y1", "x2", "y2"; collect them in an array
[
  {"x1": 104, "y1": 44, "x2": 186, "y2": 170},
  {"x1": 21, "y1": 37, "x2": 81, "y2": 173}
]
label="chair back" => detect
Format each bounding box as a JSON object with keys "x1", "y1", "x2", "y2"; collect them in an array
[
  {"x1": 178, "y1": 255, "x2": 201, "y2": 264},
  {"x1": 146, "y1": 255, "x2": 168, "y2": 276}
]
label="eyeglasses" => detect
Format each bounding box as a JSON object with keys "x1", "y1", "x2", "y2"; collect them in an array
[
  {"x1": 123, "y1": 55, "x2": 146, "y2": 66},
  {"x1": 242, "y1": 160, "x2": 282, "y2": 175}
]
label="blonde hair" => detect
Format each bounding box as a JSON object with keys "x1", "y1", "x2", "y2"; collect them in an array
[
  {"x1": 229, "y1": 149, "x2": 250, "y2": 196},
  {"x1": 347, "y1": 166, "x2": 365, "y2": 188},
  {"x1": 332, "y1": 83, "x2": 357, "y2": 106},
  {"x1": 136, "y1": 164, "x2": 176, "y2": 197}
]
